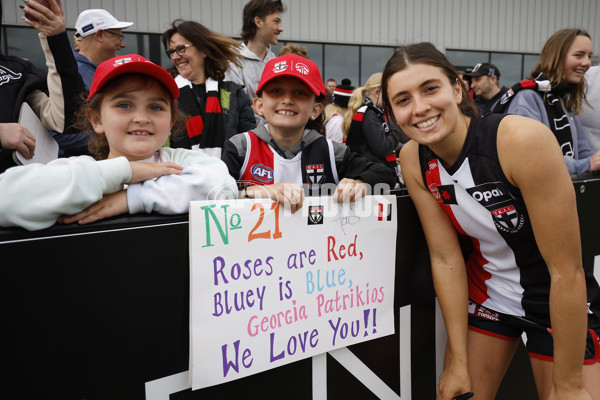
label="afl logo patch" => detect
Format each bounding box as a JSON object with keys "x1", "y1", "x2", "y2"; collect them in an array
[{"x1": 250, "y1": 164, "x2": 274, "y2": 183}]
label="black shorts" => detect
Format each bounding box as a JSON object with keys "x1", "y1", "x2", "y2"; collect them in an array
[{"x1": 468, "y1": 300, "x2": 600, "y2": 364}]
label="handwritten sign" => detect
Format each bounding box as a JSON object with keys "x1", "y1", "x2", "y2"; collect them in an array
[{"x1": 189, "y1": 195, "x2": 397, "y2": 389}]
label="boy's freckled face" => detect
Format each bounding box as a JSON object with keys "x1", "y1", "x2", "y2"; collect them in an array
[
  {"x1": 256, "y1": 76, "x2": 321, "y2": 136},
  {"x1": 90, "y1": 77, "x2": 174, "y2": 161}
]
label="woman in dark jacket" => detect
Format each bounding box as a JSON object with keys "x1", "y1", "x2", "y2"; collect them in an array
[{"x1": 162, "y1": 19, "x2": 256, "y2": 157}]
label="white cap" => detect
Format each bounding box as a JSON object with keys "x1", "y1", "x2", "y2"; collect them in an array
[{"x1": 75, "y1": 9, "x2": 133, "y2": 38}]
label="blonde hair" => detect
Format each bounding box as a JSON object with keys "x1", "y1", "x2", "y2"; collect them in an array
[
  {"x1": 323, "y1": 103, "x2": 343, "y2": 125},
  {"x1": 342, "y1": 72, "x2": 382, "y2": 136}
]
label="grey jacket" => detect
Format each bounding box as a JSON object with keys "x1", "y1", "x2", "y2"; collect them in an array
[
  {"x1": 224, "y1": 43, "x2": 276, "y2": 99},
  {"x1": 506, "y1": 89, "x2": 594, "y2": 174},
  {"x1": 580, "y1": 66, "x2": 600, "y2": 152}
]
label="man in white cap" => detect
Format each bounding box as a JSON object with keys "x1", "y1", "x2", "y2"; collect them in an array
[
  {"x1": 73, "y1": 9, "x2": 133, "y2": 90},
  {"x1": 52, "y1": 9, "x2": 133, "y2": 157}
]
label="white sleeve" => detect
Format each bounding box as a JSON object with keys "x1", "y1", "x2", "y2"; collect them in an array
[
  {"x1": 0, "y1": 156, "x2": 131, "y2": 231},
  {"x1": 126, "y1": 149, "x2": 238, "y2": 214},
  {"x1": 326, "y1": 116, "x2": 344, "y2": 143}
]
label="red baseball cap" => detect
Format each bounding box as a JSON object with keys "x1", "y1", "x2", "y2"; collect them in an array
[
  {"x1": 256, "y1": 54, "x2": 326, "y2": 97},
  {"x1": 88, "y1": 54, "x2": 179, "y2": 100}
]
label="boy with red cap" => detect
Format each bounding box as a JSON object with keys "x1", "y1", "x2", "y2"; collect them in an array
[{"x1": 221, "y1": 54, "x2": 396, "y2": 212}]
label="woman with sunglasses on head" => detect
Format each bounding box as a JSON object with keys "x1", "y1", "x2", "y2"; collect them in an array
[{"x1": 162, "y1": 20, "x2": 256, "y2": 157}]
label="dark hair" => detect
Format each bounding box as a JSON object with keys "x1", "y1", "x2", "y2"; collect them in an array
[
  {"x1": 162, "y1": 19, "x2": 243, "y2": 81},
  {"x1": 75, "y1": 74, "x2": 185, "y2": 160},
  {"x1": 531, "y1": 28, "x2": 591, "y2": 114},
  {"x1": 241, "y1": 0, "x2": 285, "y2": 43},
  {"x1": 381, "y1": 42, "x2": 477, "y2": 121}
]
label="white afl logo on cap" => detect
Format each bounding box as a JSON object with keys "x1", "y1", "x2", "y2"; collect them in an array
[{"x1": 295, "y1": 63, "x2": 309, "y2": 75}]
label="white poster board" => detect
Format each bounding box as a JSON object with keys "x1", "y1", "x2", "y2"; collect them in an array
[{"x1": 189, "y1": 195, "x2": 398, "y2": 390}]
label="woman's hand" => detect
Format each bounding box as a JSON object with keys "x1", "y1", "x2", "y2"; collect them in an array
[
  {"x1": 21, "y1": 0, "x2": 65, "y2": 36},
  {"x1": 58, "y1": 190, "x2": 128, "y2": 225},
  {"x1": 437, "y1": 361, "x2": 472, "y2": 400}
]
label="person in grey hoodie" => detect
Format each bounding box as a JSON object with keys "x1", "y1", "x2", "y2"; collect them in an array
[{"x1": 225, "y1": 0, "x2": 285, "y2": 103}]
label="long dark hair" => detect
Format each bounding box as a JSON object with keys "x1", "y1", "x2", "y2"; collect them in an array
[
  {"x1": 381, "y1": 42, "x2": 477, "y2": 122},
  {"x1": 162, "y1": 19, "x2": 243, "y2": 81}
]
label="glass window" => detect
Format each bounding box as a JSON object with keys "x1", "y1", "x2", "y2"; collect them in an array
[
  {"x1": 324, "y1": 44, "x2": 359, "y2": 89},
  {"x1": 361, "y1": 46, "x2": 395, "y2": 86},
  {"x1": 446, "y1": 50, "x2": 489, "y2": 71},
  {"x1": 5, "y1": 26, "x2": 47, "y2": 70},
  {"x1": 523, "y1": 54, "x2": 540, "y2": 80},
  {"x1": 279, "y1": 41, "x2": 323, "y2": 73},
  {"x1": 490, "y1": 53, "x2": 523, "y2": 88}
]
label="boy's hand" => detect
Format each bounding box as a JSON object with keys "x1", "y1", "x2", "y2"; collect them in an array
[
  {"x1": 58, "y1": 190, "x2": 128, "y2": 225},
  {"x1": 129, "y1": 161, "x2": 183, "y2": 184},
  {"x1": 334, "y1": 178, "x2": 367, "y2": 203},
  {"x1": 246, "y1": 182, "x2": 304, "y2": 214}
]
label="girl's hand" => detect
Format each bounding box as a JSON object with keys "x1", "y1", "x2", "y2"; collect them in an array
[
  {"x1": 21, "y1": 0, "x2": 66, "y2": 36},
  {"x1": 334, "y1": 178, "x2": 368, "y2": 203},
  {"x1": 129, "y1": 161, "x2": 183, "y2": 184},
  {"x1": 246, "y1": 182, "x2": 304, "y2": 214},
  {"x1": 58, "y1": 190, "x2": 128, "y2": 225}
]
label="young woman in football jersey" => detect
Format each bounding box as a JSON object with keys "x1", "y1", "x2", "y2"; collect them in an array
[
  {"x1": 221, "y1": 54, "x2": 396, "y2": 213},
  {"x1": 381, "y1": 42, "x2": 600, "y2": 400}
]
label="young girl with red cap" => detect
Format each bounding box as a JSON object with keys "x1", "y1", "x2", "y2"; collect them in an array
[
  {"x1": 221, "y1": 54, "x2": 396, "y2": 213},
  {"x1": 0, "y1": 54, "x2": 237, "y2": 231}
]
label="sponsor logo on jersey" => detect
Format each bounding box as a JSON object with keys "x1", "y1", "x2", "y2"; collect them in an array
[
  {"x1": 468, "y1": 301, "x2": 500, "y2": 322},
  {"x1": 0, "y1": 66, "x2": 23, "y2": 86},
  {"x1": 306, "y1": 164, "x2": 325, "y2": 185},
  {"x1": 308, "y1": 205, "x2": 323, "y2": 225},
  {"x1": 466, "y1": 182, "x2": 513, "y2": 208},
  {"x1": 250, "y1": 164, "x2": 274, "y2": 183},
  {"x1": 467, "y1": 182, "x2": 525, "y2": 233},
  {"x1": 437, "y1": 184, "x2": 457, "y2": 205}
]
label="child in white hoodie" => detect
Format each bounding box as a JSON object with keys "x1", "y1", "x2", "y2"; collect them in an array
[{"x1": 0, "y1": 54, "x2": 237, "y2": 231}]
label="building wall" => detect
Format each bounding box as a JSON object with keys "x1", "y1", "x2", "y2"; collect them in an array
[{"x1": 3, "y1": 0, "x2": 600, "y2": 55}]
